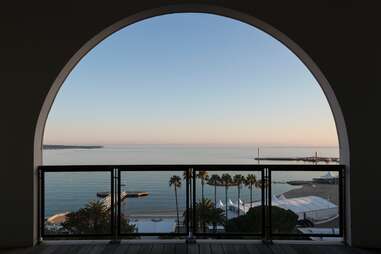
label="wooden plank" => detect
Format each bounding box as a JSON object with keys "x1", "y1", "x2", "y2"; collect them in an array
[
  {"x1": 138, "y1": 244, "x2": 152, "y2": 254},
  {"x1": 29, "y1": 244, "x2": 60, "y2": 254},
  {"x1": 174, "y1": 244, "x2": 187, "y2": 254},
  {"x1": 89, "y1": 244, "x2": 107, "y2": 254},
  {"x1": 199, "y1": 243, "x2": 211, "y2": 254},
  {"x1": 327, "y1": 245, "x2": 360, "y2": 254},
  {"x1": 187, "y1": 243, "x2": 199, "y2": 254},
  {"x1": 74, "y1": 244, "x2": 94, "y2": 254},
  {"x1": 50, "y1": 245, "x2": 80, "y2": 254},
  {"x1": 162, "y1": 244, "x2": 176, "y2": 254},
  {"x1": 255, "y1": 244, "x2": 273, "y2": 254},
  {"x1": 269, "y1": 244, "x2": 287, "y2": 254},
  {"x1": 67, "y1": 245, "x2": 84, "y2": 254},
  {"x1": 306, "y1": 245, "x2": 333, "y2": 254},
  {"x1": 233, "y1": 244, "x2": 250, "y2": 254},
  {"x1": 244, "y1": 244, "x2": 261, "y2": 254},
  {"x1": 210, "y1": 243, "x2": 224, "y2": 254},
  {"x1": 150, "y1": 244, "x2": 164, "y2": 254},
  {"x1": 222, "y1": 244, "x2": 236, "y2": 254},
  {"x1": 100, "y1": 244, "x2": 120, "y2": 254},
  {"x1": 288, "y1": 244, "x2": 316, "y2": 254},
  {"x1": 277, "y1": 245, "x2": 298, "y2": 254},
  {"x1": 123, "y1": 244, "x2": 140, "y2": 254},
  {"x1": 113, "y1": 244, "x2": 130, "y2": 254}
]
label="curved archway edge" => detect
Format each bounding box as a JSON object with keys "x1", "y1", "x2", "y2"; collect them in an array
[{"x1": 34, "y1": 3, "x2": 351, "y2": 244}]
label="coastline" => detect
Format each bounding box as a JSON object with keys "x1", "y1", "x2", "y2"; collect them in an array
[{"x1": 43, "y1": 145, "x2": 103, "y2": 150}]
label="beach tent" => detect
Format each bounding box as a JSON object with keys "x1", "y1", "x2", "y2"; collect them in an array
[
  {"x1": 217, "y1": 200, "x2": 224, "y2": 209},
  {"x1": 243, "y1": 195, "x2": 338, "y2": 223}
]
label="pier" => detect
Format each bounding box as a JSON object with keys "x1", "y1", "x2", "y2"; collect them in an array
[
  {"x1": 97, "y1": 191, "x2": 149, "y2": 198},
  {"x1": 100, "y1": 191, "x2": 149, "y2": 210},
  {"x1": 254, "y1": 156, "x2": 339, "y2": 163}
]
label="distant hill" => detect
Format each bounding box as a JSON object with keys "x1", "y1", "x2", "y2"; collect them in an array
[{"x1": 43, "y1": 145, "x2": 103, "y2": 150}]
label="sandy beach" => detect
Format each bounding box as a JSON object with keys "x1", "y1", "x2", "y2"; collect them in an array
[{"x1": 283, "y1": 183, "x2": 339, "y2": 205}]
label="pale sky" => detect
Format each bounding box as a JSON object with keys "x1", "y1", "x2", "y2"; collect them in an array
[{"x1": 43, "y1": 13, "x2": 338, "y2": 147}]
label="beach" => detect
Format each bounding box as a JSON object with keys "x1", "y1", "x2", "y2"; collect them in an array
[{"x1": 283, "y1": 183, "x2": 339, "y2": 205}]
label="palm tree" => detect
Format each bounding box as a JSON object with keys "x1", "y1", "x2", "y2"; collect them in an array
[
  {"x1": 182, "y1": 198, "x2": 225, "y2": 233},
  {"x1": 208, "y1": 204, "x2": 225, "y2": 233},
  {"x1": 62, "y1": 200, "x2": 136, "y2": 235},
  {"x1": 245, "y1": 174, "x2": 257, "y2": 209},
  {"x1": 197, "y1": 198, "x2": 213, "y2": 232},
  {"x1": 197, "y1": 170, "x2": 209, "y2": 201},
  {"x1": 233, "y1": 174, "x2": 245, "y2": 217},
  {"x1": 169, "y1": 175, "x2": 182, "y2": 232},
  {"x1": 221, "y1": 173, "x2": 232, "y2": 222},
  {"x1": 183, "y1": 169, "x2": 193, "y2": 203},
  {"x1": 183, "y1": 169, "x2": 194, "y2": 230},
  {"x1": 207, "y1": 174, "x2": 221, "y2": 208}
]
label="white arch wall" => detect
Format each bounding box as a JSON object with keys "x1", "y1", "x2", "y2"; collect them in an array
[{"x1": 34, "y1": 4, "x2": 351, "y2": 244}]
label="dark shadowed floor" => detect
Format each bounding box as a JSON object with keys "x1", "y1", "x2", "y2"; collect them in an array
[{"x1": 1, "y1": 242, "x2": 380, "y2": 254}]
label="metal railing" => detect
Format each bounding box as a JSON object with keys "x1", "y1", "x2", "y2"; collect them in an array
[
  {"x1": 265, "y1": 165, "x2": 344, "y2": 239},
  {"x1": 39, "y1": 164, "x2": 345, "y2": 240}
]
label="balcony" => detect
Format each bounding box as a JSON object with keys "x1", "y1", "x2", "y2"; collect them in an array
[{"x1": 39, "y1": 165, "x2": 345, "y2": 242}]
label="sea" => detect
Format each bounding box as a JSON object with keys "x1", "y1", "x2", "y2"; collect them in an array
[{"x1": 43, "y1": 145, "x2": 339, "y2": 217}]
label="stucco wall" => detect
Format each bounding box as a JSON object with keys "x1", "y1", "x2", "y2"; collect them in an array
[{"x1": 1, "y1": 1, "x2": 379, "y2": 248}]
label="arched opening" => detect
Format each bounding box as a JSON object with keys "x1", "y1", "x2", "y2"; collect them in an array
[{"x1": 34, "y1": 4, "x2": 350, "y2": 243}]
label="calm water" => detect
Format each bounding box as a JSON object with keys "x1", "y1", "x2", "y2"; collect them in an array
[{"x1": 43, "y1": 145, "x2": 339, "y2": 216}]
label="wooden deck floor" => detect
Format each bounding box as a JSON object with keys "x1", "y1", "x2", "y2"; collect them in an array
[{"x1": 2, "y1": 242, "x2": 380, "y2": 254}]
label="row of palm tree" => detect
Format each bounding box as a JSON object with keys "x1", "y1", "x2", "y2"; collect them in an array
[{"x1": 170, "y1": 171, "x2": 267, "y2": 229}]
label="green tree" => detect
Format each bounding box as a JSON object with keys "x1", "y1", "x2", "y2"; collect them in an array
[
  {"x1": 233, "y1": 174, "x2": 245, "y2": 217},
  {"x1": 183, "y1": 169, "x2": 193, "y2": 206},
  {"x1": 207, "y1": 174, "x2": 221, "y2": 208},
  {"x1": 182, "y1": 198, "x2": 225, "y2": 233},
  {"x1": 197, "y1": 170, "x2": 209, "y2": 200},
  {"x1": 169, "y1": 175, "x2": 182, "y2": 232},
  {"x1": 225, "y1": 206, "x2": 298, "y2": 235},
  {"x1": 221, "y1": 173, "x2": 233, "y2": 222},
  {"x1": 245, "y1": 174, "x2": 257, "y2": 209},
  {"x1": 61, "y1": 200, "x2": 136, "y2": 234}
]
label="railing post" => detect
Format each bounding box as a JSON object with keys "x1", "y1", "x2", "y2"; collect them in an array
[
  {"x1": 38, "y1": 167, "x2": 43, "y2": 242},
  {"x1": 110, "y1": 167, "x2": 120, "y2": 244},
  {"x1": 186, "y1": 167, "x2": 196, "y2": 244},
  {"x1": 263, "y1": 167, "x2": 273, "y2": 244}
]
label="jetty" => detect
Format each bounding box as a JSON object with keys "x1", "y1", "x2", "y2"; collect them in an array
[
  {"x1": 254, "y1": 156, "x2": 339, "y2": 163},
  {"x1": 97, "y1": 191, "x2": 149, "y2": 198},
  {"x1": 43, "y1": 145, "x2": 103, "y2": 150},
  {"x1": 99, "y1": 191, "x2": 149, "y2": 210},
  {"x1": 100, "y1": 191, "x2": 127, "y2": 210}
]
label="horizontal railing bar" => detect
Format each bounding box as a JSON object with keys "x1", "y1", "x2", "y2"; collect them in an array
[
  {"x1": 271, "y1": 233, "x2": 342, "y2": 237},
  {"x1": 263, "y1": 165, "x2": 344, "y2": 171},
  {"x1": 118, "y1": 233, "x2": 187, "y2": 236},
  {"x1": 194, "y1": 233, "x2": 264, "y2": 236},
  {"x1": 39, "y1": 165, "x2": 115, "y2": 171},
  {"x1": 39, "y1": 164, "x2": 344, "y2": 172},
  {"x1": 42, "y1": 234, "x2": 115, "y2": 237}
]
